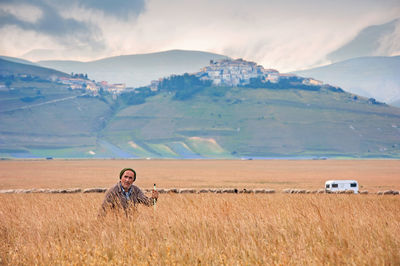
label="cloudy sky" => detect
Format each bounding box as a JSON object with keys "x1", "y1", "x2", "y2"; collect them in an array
[{"x1": 0, "y1": 0, "x2": 399, "y2": 71}]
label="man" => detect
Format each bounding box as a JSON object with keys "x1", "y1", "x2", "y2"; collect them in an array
[{"x1": 100, "y1": 168, "x2": 159, "y2": 215}]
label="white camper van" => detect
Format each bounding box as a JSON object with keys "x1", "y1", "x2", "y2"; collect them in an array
[{"x1": 325, "y1": 180, "x2": 358, "y2": 194}]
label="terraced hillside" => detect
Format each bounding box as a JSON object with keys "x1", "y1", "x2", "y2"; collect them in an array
[
  {"x1": 0, "y1": 80, "x2": 113, "y2": 158},
  {"x1": 1, "y1": 58, "x2": 400, "y2": 158},
  {"x1": 98, "y1": 87, "x2": 400, "y2": 158}
]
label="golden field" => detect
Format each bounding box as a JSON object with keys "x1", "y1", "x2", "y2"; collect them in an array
[
  {"x1": 0, "y1": 160, "x2": 399, "y2": 264},
  {"x1": 1, "y1": 159, "x2": 400, "y2": 191}
]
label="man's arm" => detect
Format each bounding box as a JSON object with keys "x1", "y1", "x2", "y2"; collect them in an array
[
  {"x1": 135, "y1": 186, "x2": 157, "y2": 206},
  {"x1": 99, "y1": 189, "x2": 118, "y2": 216}
]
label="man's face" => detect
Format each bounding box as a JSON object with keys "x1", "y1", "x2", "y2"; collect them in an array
[{"x1": 120, "y1": 170, "x2": 135, "y2": 190}]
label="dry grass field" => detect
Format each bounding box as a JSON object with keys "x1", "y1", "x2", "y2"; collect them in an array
[
  {"x1": 0, "y1": 160, "x2": 399, "y2": 264},
  {"x1": 0, "y1": 159, "x2": 399, "y2": 191}
]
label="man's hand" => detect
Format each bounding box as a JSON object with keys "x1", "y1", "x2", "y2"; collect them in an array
[{"x1": 152, "y1": 189, "x2": 159, "y2": 200}]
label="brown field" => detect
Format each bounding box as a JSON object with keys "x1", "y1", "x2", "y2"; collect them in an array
[
  {"x1": 0, "y1": 160, "x2": 399, "y2": 264},
  {"x1": 1, "y1": 159, "x2": 400, "y2": 191}
]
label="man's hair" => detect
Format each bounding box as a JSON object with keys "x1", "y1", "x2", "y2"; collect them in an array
[{"x1": 119, "y1": 168, "x2": 136, "y2": 181}]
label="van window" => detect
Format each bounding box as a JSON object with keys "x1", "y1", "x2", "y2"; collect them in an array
[
  {"x1": 326, "y1": 184, "x2": 330, "y2": 188},
  {"x1": 332, "y1": 184, "x2": 338, "y2": 188},
  {"x1": 350, "y1": 183, "x2": 357, "y2": 187}
]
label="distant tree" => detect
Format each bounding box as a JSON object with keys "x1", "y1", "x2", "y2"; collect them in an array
[
  {"x1": 20, "y1": 95, "x2": 44, "y2": 102},
  {"x1": 368, "y1": 98, "x2": 378, "y2": 104},
  {"x1": 243, "y1": 76, "x2": 323, "y2": 91},
  {"x1": 5, "y1": 80, "x2": 12, "y2": 88},
  {"x1": 325, "y1": 85, "x2": 344, "y2": 93},
  {"x1": 99, "y1": 87, "x2": 106, "y2": 95},
  {"x1": 118, "y1": 87, "x2": 156, "y2": 106},
  {"x1": 21, "y1": 75, "x2": 34, "y2": 82},
  {"x1": 158, "y1": 73, "x2": 212, "y2": 100}
]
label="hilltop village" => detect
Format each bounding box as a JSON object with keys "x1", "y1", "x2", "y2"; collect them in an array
[
  {"x1": 0, "y1": 73, "x2": 129, "y2": 96},
  {"x1": 150, "y1": 58, "x2": 323, "y2": 90},
  {"x1": 2, "y1": 58, "x2": 323, "y2": 96},
  {"x1": 58, "y1": 75, "x2": 127, "y2": 96},
  {"x1": 198, "y1": 59, "x2": 280, "y2": 86}
]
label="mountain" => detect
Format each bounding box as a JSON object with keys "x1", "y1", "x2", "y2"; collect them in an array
[
  {"x1": 390, "y1": 99, "x2": 400, "y2": 108},
  {"x1": 327, "y1": 18, "x2": 400, "y2": 63},
  {"x1": 101, "y1": 87, "x2": 400, "y2": 159},
  {"x1": 37, "y1": 50, "x2": 229, "y2": 88},
  {"x1": 0, "y1": 59, "x2": 112, "y2": 158},
  {"x1": 0, "y1": 58, "x2": 69, "y2": 78},
  {"x1": 293, "y1": 56, "x2": 400, "y2": 104},
  {"x1": 1, "y1": 63, "x2": 400, "y2": 159},
  {"x1": 0, "y1": 56, "x2": 38, "y2": 66}
]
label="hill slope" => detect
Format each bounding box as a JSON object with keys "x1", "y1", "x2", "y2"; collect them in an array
[
  {"x1": 2, "y1": 83, "x2": 399, "y2": 158},
  {"x1": 0, "y1": 60, "x2": 113, "y2": 158},
  {"x1": 0, "y1": 58, "x2": 69, "y2": 78},
  {"x1": 390, "y1": 99, "x2": 400, "y2": 108},
  {"x1": 294, "y1": 56, "x2": 400, "y2": 104},
  {"x1": 327, "y1": 19, "x2": 400, "y2": 63},
  {"x1": 0, "y1": 56, "x2": 38, "y2": 66},
  {"x1": 1, "y1": 63, "x2": 400, "y2": 159},
  {"x1": 37, "y1": 50, "x2": 229, "y2": 87},
  {"x1": 100, "y1": 87, "x2": 400, "y2": 159}
]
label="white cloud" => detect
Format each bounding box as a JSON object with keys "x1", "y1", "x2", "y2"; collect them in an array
[
  {"x1": 0, "y1": 3, "x2": 42, "y2": 23},
  {"x1": 0, "y1": 25, "x2": 61, "y2": 58},
  {"x1": 1, "y1": 0, "x2": 400, "y2": 70},
  {"x1": 101, "y1": 0, "x2": 400, "y2": 71},
  {"x1": 378, "y1": 19, "x2": 400, "y2": 56}
]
